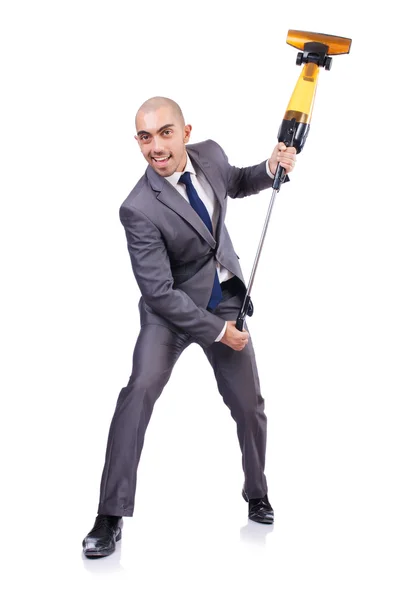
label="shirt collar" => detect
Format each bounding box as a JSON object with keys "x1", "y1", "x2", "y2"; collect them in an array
[{"x1": 165, "y1": 152, "x2": 196, "y2": 187}]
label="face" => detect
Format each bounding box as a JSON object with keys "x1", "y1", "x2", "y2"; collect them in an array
[{"x1": 135, "y1": 106, "x2": 192, "y2": 177}]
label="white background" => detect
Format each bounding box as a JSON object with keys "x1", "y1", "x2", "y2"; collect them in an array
[{"x1": 1, "y1": 1, "x2": 396, "y2": 598}]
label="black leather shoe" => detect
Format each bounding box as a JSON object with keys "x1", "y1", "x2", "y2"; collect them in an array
[
  {"x1": 242, "y1": 490, "x2": 274, "y2": 524},
  {"x1": 82, "y1": 515, "x2": 123, "y2": 558}
]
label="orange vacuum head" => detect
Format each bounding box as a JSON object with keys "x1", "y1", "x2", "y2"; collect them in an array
[{"x1": 287, "y1": 30, "x2": 352, "y2": 56}]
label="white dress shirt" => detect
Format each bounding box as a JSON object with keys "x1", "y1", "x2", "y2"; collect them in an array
[{"x1": 165, "y1": 153, "x2": 274, "y2": 342}]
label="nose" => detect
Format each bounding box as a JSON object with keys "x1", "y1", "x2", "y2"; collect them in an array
[{"x1": 152, "y1": 135, "x2": 165, "y2": 154}]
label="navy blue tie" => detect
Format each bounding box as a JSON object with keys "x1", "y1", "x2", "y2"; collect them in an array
[{"x1": 179, "y1": 171, "x2": 222, "y2": 310}]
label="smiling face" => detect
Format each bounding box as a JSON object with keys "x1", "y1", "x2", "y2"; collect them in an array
[{"x1": 135, "y1": 102, "x2": 192, "y2": 177}]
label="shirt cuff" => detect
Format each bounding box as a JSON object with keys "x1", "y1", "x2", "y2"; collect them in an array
[
  {"x1": 215, "y1": 321, "x2": 227, "y2": 342},
  {"x1": 266, "y1": 160, "x2": 275, "y2": 179}
]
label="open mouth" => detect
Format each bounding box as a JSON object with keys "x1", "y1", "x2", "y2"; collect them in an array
[{"x1": 152, "y1": 155, "x2": 171, "y2": 166}]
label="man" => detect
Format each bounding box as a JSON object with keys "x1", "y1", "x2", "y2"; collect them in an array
[{"x1": 82, "y1": 97, "x2": 296, "y2": 558}]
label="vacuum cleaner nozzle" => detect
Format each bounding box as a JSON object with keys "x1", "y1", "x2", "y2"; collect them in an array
[{"x1": 287, "y1": 30, "x2": 352, "y2": 56}]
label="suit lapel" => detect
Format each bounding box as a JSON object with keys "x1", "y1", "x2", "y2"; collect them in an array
[
  {"x1": 146, "y1": 164, "x2": 216, "y2": 249},
  {"x1": 187, "y1": 147, "x2": 226, "y2": 243},
  {"x1": 187, "y1": 147, "x2": 226, "y2": 211}
]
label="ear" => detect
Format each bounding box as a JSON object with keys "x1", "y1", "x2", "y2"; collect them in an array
[{"x1": 183, "y1": 124, "x2": 192, "y2": 143}]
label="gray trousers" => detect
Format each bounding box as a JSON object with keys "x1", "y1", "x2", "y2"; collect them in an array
[{"x1": 97, "y1": 290, "x2": 268, "y2": 517}]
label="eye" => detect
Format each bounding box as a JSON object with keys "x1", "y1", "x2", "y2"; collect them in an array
[
  {"x1": 163, "y1": 129, "x2": 172, "y2": 136},
  {"x1": 140, "y1": 134, "x2": 150, "y2": 142}
]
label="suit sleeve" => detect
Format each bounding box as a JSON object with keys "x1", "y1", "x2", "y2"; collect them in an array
[
  {"x1": 209, "y1": 139, "x2": 286, "y2": 199},
  {"x1": 120, "y1": 207, "x2": 225, "y2": 347}
]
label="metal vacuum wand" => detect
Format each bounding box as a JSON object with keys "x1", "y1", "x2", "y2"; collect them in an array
[
  {"x1": 236, "y1": 187, "x2": 278, "y2": 331},
  {"x1": 236, "y1": 29, "x2": 352, "y2": 332}
]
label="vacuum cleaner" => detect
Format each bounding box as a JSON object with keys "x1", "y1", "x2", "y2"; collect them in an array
[{"x1": 236, "y1": 29, "x2": 352, "y2": 331}]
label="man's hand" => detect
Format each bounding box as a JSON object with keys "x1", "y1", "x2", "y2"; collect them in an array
[
  {"x1": 268, "y1": 142, "x2": 297, "y2": 176},
  {"x1": 220, "y1": 321, "x2": 250, "y2": 351}
]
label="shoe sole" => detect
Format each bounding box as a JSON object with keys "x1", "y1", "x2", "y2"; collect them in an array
[{"x1": 83, "y1": 529, "x2": 122, "y2": 558}]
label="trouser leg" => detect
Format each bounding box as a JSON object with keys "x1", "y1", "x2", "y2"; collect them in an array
[
  {"x1": 98, "y1": 324, "x2": 192, "y2": 517},
  {"x1": 203, "y1": 292, "x2": 268, "y2": 499}
]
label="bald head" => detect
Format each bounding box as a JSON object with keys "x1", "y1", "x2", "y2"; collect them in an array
[
  {"x1": 134, "y1": 96, "x2": 192, "y2": 177},
  {"x1": 135, "y1": 96, "x2": 185, "y2": 129}
]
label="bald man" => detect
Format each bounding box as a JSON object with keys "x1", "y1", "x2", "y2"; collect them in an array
[{"x1": 82, "y1": 97, "x2": 296, "y2": 558}]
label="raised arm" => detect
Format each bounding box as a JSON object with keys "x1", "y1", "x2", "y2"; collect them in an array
[{"x1": 213, "y1": 140, "x2": 296, "y2": 198}]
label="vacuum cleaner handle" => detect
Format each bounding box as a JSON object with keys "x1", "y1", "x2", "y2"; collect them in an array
[
  {"x1": 272, "y1": 163, "x2": 287, "y2": 192},
  {"x1": 236, "y1": 295, "x2": 252, "y2": 331}
]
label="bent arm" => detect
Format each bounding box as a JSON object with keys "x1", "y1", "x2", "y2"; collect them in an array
[
  {"x1": 227, "y1": 159, "x2": 275, "y2": 198},
  {"x1": 212, "y1": 139, "x2": 286, "y2": 198},
  {"x1": 120, "y1": 207, "x2": 225, "y2": 347}
]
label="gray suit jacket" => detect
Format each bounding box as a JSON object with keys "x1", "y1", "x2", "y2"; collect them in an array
[{"x1": 119, "y1": 139, "x2": 274, "y2": 348}]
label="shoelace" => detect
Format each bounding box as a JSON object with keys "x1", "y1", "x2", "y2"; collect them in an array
[
  {"x1": 250, "y1": 497, "x2": 273, "y2": 511},
  {"x1": 91, "y1": 515, "x2": 118, "y2": 534}
]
